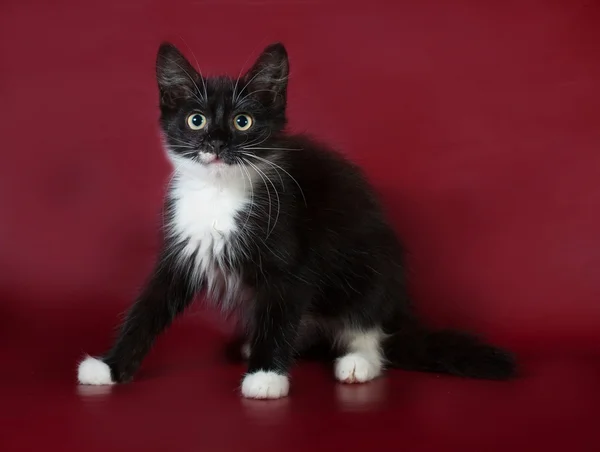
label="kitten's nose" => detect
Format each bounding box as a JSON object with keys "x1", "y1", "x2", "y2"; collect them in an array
[{"x1": 210, "y1": 140, "x2": 225, "y2": 155}]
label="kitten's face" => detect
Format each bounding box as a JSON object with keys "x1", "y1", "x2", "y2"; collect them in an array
[{"x1": 156, "y1": 43, "x2": 288, "y2": 168}]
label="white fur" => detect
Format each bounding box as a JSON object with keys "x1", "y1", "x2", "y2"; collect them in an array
[
  {"x1": 78, "y1": 356, "x2": 114, "y2": 385},
  {"x1": 334, "y1": 329, "x2": 384, "y2": 383},
  {"x1": 335, "y1": 353, "x2": 379, "y2": 383},
  {"x1": 167, "y1": 153, "x2": 292, "y2": 399},
  {"x1": 241, "y1": 371, "x2": 290, "y2": 399},
  {"x1": 167, "y1": 153, "x2": 254, "y2": 309}
]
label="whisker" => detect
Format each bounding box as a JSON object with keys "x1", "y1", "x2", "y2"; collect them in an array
[
  {"x1": 240, "y1": 130, "x2": 272, "y2": 149},
  {"x1": 242, "y1": 147, "x2": 302, "y2": 151},
  {"x1": 255, "y1": 164, "x2": 280, "y2": 238},
  {"x1": 240, "y1": 152, "x2": 307, "y2": 207},
  {"x1": 243, "y1": 159, "x2": 276, "y2": 239},
  {"x1": 167, "y1": 136, "x2": 197, "y2": 147},
  {"x1": 232, "y1": 42, "x2": 268, "y2": 106},
  {"x1": 178, "y1": 36, "x2": 208, "y2": 100},
  {"x1": 161, "y1": 57, "x2": 204, "y2": 103},
  {"x1": 168, "y1": 144, "x2": 195, "y2": 150},
  {"x1": 244, "y1": 151, "x2": 284, "y2": 187},
  {"x1": 236, "y1": 88, "x2": 279, "y2": 105},
  {"x1": 235, "y1": 157, "x2": 255, "y2": 232},
  {"x1": 234, "y1": 65, "x2": 275, "y2": 105}
]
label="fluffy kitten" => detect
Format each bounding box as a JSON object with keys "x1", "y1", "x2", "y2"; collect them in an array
[{"x1": 77, "y1": 42, "x2": 516, "y2": 398}]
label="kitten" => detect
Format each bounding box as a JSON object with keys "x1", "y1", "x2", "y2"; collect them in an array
[{"x1": 77, "y1": 42, "x2": 516, "y2": 398}]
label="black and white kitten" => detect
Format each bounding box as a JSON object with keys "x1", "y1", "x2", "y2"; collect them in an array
[{"x1": 77, "y1": 43, "x2": 516, "y2": 399}]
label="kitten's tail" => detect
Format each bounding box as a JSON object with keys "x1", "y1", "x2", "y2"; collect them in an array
[{"x1": 383, "y1": 327, "x2": 516, "y2": 380}]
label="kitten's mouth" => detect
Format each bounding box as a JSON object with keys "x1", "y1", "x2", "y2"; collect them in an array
[{"x1": 199, "y1": 152, "x2": 227, "y2": 165}]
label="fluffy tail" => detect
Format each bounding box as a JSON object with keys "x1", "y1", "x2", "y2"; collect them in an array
[{"x1": 383, "y1": 328, "x2": 516, "y2": 380}]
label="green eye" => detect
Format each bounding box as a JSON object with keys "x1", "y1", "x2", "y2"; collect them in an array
[
  {"x1": 187, "y1": 113, "x2": 206, "y2": 130},
  {"x1": 234, "y1": 114, "x2": 253, "y2": 131}
]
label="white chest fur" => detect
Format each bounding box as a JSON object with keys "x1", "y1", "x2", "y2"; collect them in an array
[{"x1": 168, "y1": 161, "x2": 251, "y2": 306}]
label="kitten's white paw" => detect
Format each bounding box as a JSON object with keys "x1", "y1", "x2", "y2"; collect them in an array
[
  {"x1": 240, "y1": 342, "x2": 251, "y2": 360},
  {"x1": 78, "y1": 356, "x2": 115, "y2": 385},
  {"x1": 335, "y1": 353, "x2": 381, "y2": 384},
  {"x1": 241, "y1": 371, "x2": 289, "y2": 399}
]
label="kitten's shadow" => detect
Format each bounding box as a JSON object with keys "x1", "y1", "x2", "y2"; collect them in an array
[
  {"x1": 240, "y1": 396, "x2": 291, "y2": 423},
  {"x1": 223, "y1": 335, "x2": 337, "y2": 365}
]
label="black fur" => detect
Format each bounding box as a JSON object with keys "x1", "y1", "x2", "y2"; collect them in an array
[{"x1": 94, "y1": 42, "x2": 516, "y2": 387}]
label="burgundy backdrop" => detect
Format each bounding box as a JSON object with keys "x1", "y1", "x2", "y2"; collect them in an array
[{"x1": 1, "y1": 0, "x2": 599, "y2": 451}]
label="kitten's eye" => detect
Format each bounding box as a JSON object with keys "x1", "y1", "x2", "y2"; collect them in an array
[
  {"x1": 234, "y1": 114, "x2": 253, "y2": 131},
  {"x1": 187, "y1": 113, "x2": 207, "y2": 130}
]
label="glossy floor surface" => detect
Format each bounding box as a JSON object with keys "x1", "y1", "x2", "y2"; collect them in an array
[{"x1": 2, "y1": 0, "x2": 600, "y2": 450}]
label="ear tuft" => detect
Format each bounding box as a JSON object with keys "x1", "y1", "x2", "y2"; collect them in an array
[
  {"x1": 156, "y1": 42, "x2": 202, "y2": 108},
  {"x1": 241, "y1": 42, "x2": 289, "y2": 109}
]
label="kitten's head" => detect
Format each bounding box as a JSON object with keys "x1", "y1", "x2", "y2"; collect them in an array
[{"x1": 156, "y1": 42, "x2": 289, "y2": 168}]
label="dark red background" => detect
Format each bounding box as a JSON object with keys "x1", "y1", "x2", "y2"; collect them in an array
[{"x1": 1, "y1": 0, "x2": 599, "y2": 450}]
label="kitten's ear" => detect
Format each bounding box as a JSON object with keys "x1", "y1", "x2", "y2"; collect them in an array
[
  {"x1": 243, "y1": 43, "x2": 289, "y2": 109},
  {"x1": 156, "y1": 42, "x2": 202, "y2": 108}
]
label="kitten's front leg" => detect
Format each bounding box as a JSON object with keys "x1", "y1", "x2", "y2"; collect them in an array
[
  {"x1": 241, "y1": 280, "x2": 310, "y2": 399},
  {"x1": 78, "y1": 246, "x2": 199, "y2": 385}
]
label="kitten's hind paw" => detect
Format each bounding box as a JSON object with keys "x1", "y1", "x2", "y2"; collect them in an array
[
  {"x1": 335, "y1": 353, "x2": 381, "y2": 384},
  {"x1": 77, "y1": 356, "x2": 115, "y2": 385},
  {"x1": 241, "y1": 371, "x2": 289, "y2": 399}
]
